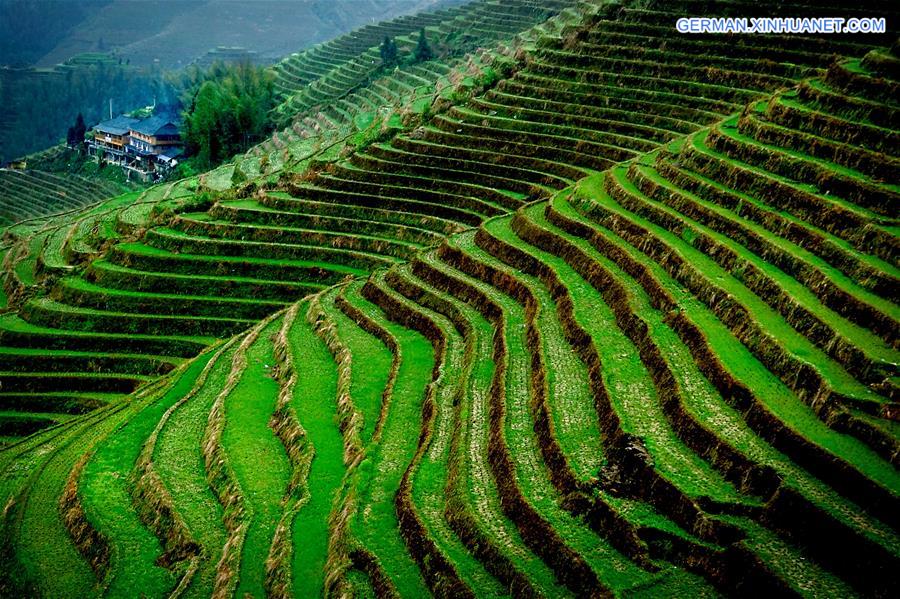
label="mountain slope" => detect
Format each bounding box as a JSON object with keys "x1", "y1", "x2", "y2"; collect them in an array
[{"x1": 0, "y1": 1, "x2": 898, "y2": 597}]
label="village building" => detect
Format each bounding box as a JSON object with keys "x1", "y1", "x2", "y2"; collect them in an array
[{"x1": 87, "y1": 113, "x2": 182, "y2": 181}]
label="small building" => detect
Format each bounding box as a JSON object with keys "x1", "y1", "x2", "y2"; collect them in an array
[
  {"x1": 87, "y1": 112, "x2": 183, "y2": 182},
  {"x1": 89, "y1": 115, "x2": 140, "y2": 165},
  {"x1": 127, "y1": 115, "x2": 181, "y2": 155}
]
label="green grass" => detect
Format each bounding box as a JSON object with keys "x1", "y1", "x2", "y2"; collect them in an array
[
  {"x1": 326, "y1": 286, "x2": 393, "y2": 445},
  {"x1": 340, "y1": 279, "x2": 431, "y2": 596},
  {"x1": 621, "y1": 164, "x2": 899, "y2": 367},
  {"x1": 489, "y1": 210, "x2": 747, "y2": 504},
  {"x1": 379, "y1": 267, "x2": 507, "y2": 594},
  {"x1": 443, "y1": 231, "x2": 667, "y2": 592},
  {"x1": 153, "y1": 345, "x2": 236, "y2": 598},
  {"x1": 78, "y1": 355, "x2": 215, "y2": 596},
  {"x1": 601, "y1": 165, "x2": 890, "y2": 405},
  {"x1": 557, "y1": 186, "x2": 900, "y2": 540},
  {"x1": 286, "y1": 305, "x2": 345, "y2": 596},
  {"x1": 8, "y1": 405, "x2": 128, "y2": 597},
  {"x1": 222, "y1": 318, "x2": 292, "y2": 597}
]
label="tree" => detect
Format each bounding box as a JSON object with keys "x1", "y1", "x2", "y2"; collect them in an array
[
  {"x1": 67, "y1": 113, "x2": 86, "y2": 148},
  {"x1": 181, "y1": 61, "x2": 275, "y2": 167},
  {"x1": 379, "y1": 35, "x2": 398, "y2": 68},
  {"x1": 74, "y1": 113, "x2": 86, "y2": 140},
  {"x1": 414, "y1": 28, "x2": 433, "y2": 63}
]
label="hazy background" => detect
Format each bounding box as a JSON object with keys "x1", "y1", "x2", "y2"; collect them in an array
[{"x1": 0, "y1": 0, "x2": 460, "y2": 162}]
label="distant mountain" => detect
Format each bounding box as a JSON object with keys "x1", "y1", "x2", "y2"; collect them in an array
[
  {"x1": 27, "y1": 0, "x2": 459, "y2": 69},
  {"x1": 0, "y1": 0, "x2": 110, "y2": 67}
]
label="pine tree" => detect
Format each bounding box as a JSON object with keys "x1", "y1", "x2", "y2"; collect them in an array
[
  {"x1": 67, "y1": 113, "x2": 86, "y2": 148},
  {"x1": 74, "y1": 113, "x2": 86, "y2": 141},
  {"x1": 414, "y1": 28, "x2": 433, "y2": 63}
]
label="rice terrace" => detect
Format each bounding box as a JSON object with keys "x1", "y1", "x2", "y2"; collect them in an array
[{"x1": 0, "y1": 0, "x2": 898, "y2": 596}]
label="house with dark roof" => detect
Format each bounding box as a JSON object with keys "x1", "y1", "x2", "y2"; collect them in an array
[
  {"x1": 127, "y1": 115, "x2": 181, "y2": 155},
  {"x1": 91, "y1": 115, "x2": 140, "y2": 158},
  {"x1": 87, "y1": 112, "x2": 183, "y2": 181}
]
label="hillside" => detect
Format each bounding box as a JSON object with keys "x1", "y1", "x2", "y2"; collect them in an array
[
  {"x1": 0, "y1": 0, "x2": 899, "y2": 597},
  {"x1": 33, "y1": 0, "x2": 459, "y2": 69},
  {"x1": 0, "y1": 0, "x2": 461, "y2": 165}
]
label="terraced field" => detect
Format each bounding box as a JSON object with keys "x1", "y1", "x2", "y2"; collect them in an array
[
  {"x1": 0, "y1": 168, "x2": 125, "y2": 226},
  {"x1": 1, "y1": 0, "x2": 898, "y2": 596},
  {"x1": 268, "y1": 0, "x2": 577, "y2": 120}
]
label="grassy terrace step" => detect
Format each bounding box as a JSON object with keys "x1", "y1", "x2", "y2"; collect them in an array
[
  {"x1": 54, "y1": 276, "x2": 288, "y2": 320},
  {"x1": 798, "y1": 77, "x2": 900, "y2": 130},
  {"x1": 675, "y1": 129, "x2": 899, "y2": 266},
  {"x1": 428, "y1": 232, "x2": 705, "y2": 595},
  {"x1": 447, "y1": 103, "x2": 659, "y2": 154},
  {"x1": 527, "y1": 192, "x2": 900, "y2": 595},
  {"x1": 469, "y1": 223, "x2": 604, "y2": 485},
  {"x1": 352, "y1": 146, "x2": 548, "y2": 200},
  {"x1": 20, "y1": 297, "x2": 257, "y2": 338},
  {"x1": 1, "y1": 403, "x2": 130, "y2": 597},
  {"x1": 652, "y1": 151, "x2": 900, "y2": 302},
  {"x1": 210, "y1": 199, "x2": 445, "y2": 247},
  {"x1": 0, "y1": 346, "x2": 180, "y2": 376},
  {"x1": 632, "y1": 158, "x2": 900, "y2": 341},
  {"x1": 741, "y1": 105, "x2": 900, "y2": 183},
  {"x1": 143, "y1": 227, "x2": 399, "y2": 272},
  {"x1": 479, "y1": 213, "x2": 753, "y2": 507},
  {"x1": 510, "y1": 70, "x2": 744, "y2": 115},
  {"x1": 639, "y1": 152, "x2": 900, "y2": 310},
  {"x1": 766, "y1": 93, "x2": 900, "y2": 156},
  {"x1": 373, "y1": 269, "x2": 508, "y2": 595},
  {"x1": 420, "y1": 123, "x2": 611, "y2": 172},
  {"x1": 551, "y1": 186, "x2": 900, "y2": 503},
  {"x1": 395, "y1": 259, "x2": 571, "y2": 596},
  {"x1": 484, "y1": 86, "x2": 705, "y2": 136},
  {"x1": 324, "y1": 286, "x2": 392, "y2": 447},
  {"x1": 826, "y1": 60, "x2": 900, "y2": 106},
  {"x1": 472, "y1": 95, "x2": 679, "y2": 145},
  {"x1": 0, "y1": 372, "x2": 151, "y2": 394},
  {"x1": 0, "y1": 313, "x2": 211, "y2": 357},
  {"x1": 171, "y1": 213, "x2": 424, "y2": 260},
  {"x1": 532, "y1": 47, "x2": 797, "y2": 90},
  {"x1": 574, "y1": 30, "x2": 837, "y2": 69},
  {"x1": 435, "y1": 110, "x2": 640, "y2": 166},
  {"x1": 85, "y1": 259, "x2": 319, "y2": 303},
  {"x1": 495, "y1": 77, "x2": 725, "y2": 124},
  {"x1": 256, "y1": 193, "x2": 465, "y2": 236},
  {"x1": 0, "y1": 412, "x2": 73, "y2": 437},
  {"x1": 107, "y1": 241, "x2": 363, "y2": 285},
  {"x1": 339, "y1": 151, "x2": 534, "y2": 210},
  {"x1": 0, "y1": 393, "x2": 118, "y2": 415},
  {"x1": 285, "y1": 303, "x2": 344, "y2": 597},
  {"x1": 593, "y1": 168, "x2": 897, "y2": 422},
  {"x1": 336, "y1": 278, "x2": 432, "y2": 596},
  {"x1": 77, "y1": 352, "x2": 216, "y2": 597},
  {"x1": 219, "y1": 318, "x2": 292, "y2": 597},
  {"x1": 523, "y1": 61, "x2": 764, "y2": 106},
  {"x1": 709, "y1": 117, "x2": 900, "y2": 218},
  {"x1": 388, "y1": 133, "x2": 588, "y2": 184},
  {"x1": 142, "y1": 340, "x2": 238, "y2": 598},
  {"x1": 616, "y1": 163, "x2": 900, "y2": 382},
  {"x1": 311, "y1": 170, "x2": 507, "y2": 220}
]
